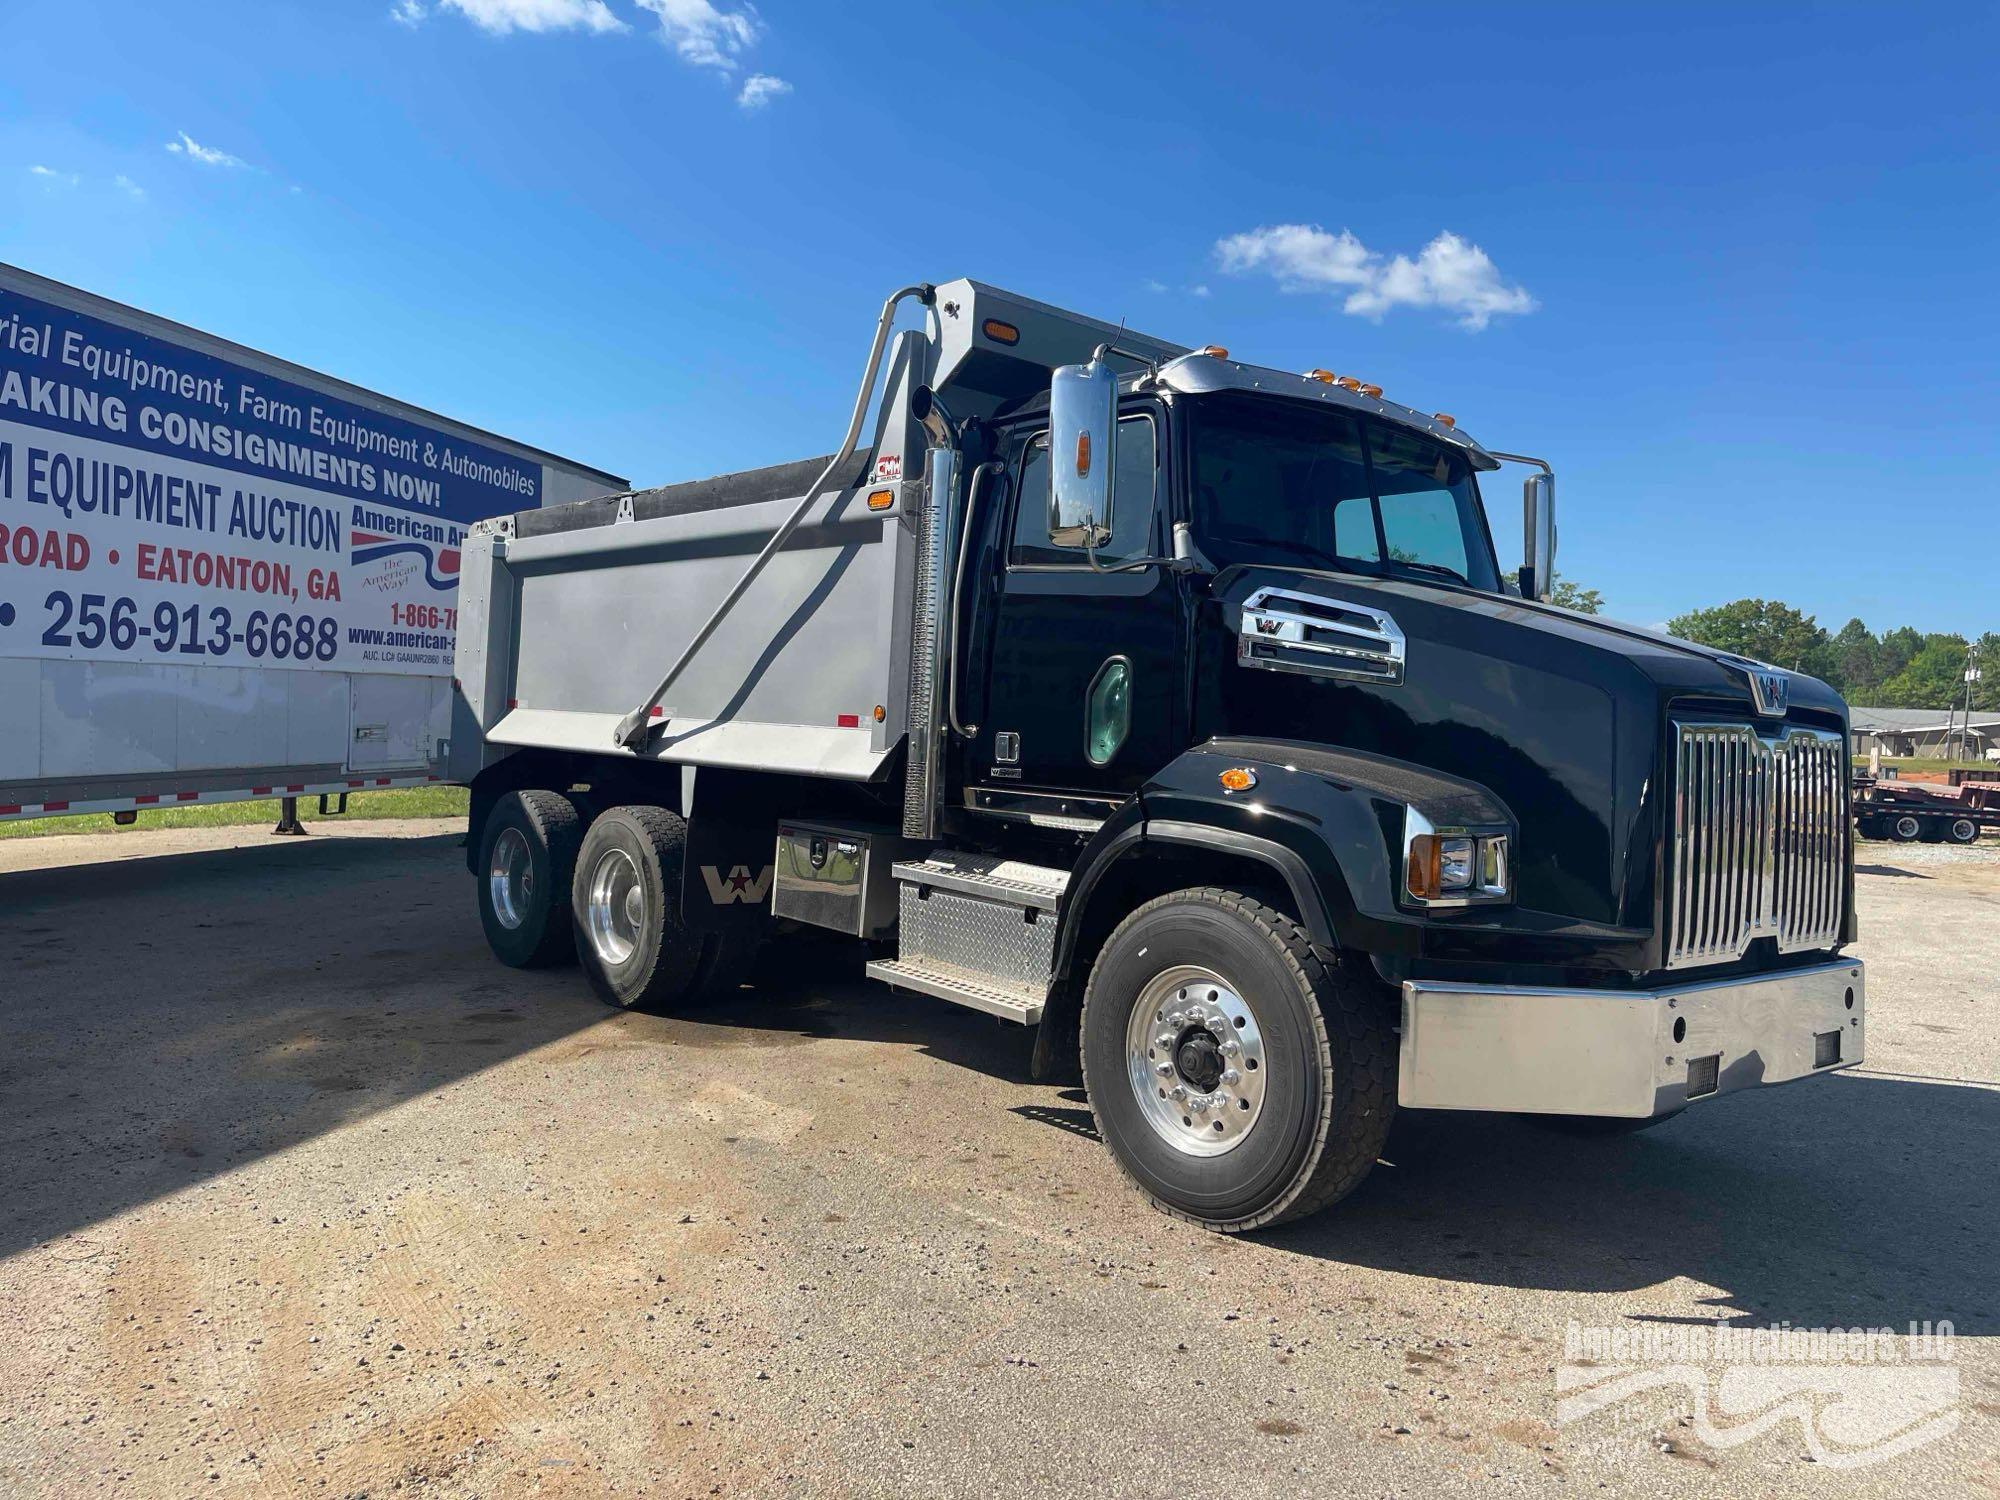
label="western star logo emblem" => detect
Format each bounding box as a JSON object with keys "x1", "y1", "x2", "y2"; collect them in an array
[
  {"x1": 701, "y1": 864, "x2": 773, "y2": 904},
  {"x1": 1746, "y1": 667, "x2": 1789, "y2": 718}
]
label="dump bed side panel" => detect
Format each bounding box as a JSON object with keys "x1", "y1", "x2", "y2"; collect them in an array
[{"x1": 477, "y1": 480, "x2": 912, "y2": 780}]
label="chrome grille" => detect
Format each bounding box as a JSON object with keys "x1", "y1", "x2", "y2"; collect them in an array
[{"x1": 1668, "y1": 722, "x2": 1847, "y2": 969}]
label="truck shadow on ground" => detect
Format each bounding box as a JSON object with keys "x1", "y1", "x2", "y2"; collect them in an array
[
  {"x1": 0, "y1": 832, "x2": 609, "y2": 1261},
  {"x1": 1265, "y1": 1080, "x2": 2000, "y2": 1335},
  {"x1": 704, "y1": 945, "x2": 2000, "y2": 1337}
]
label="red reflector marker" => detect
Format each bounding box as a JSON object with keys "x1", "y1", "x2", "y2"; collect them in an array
[
  {"x1": 136, "y1": 794, "x2": 161, "y2": 804},
  {"x1": 0, "y1": 805, "x2": 20, "y2": 816},
  {"x1": 649, "y1": 705, "x2": 664, "y2": 718},
  {"x1": 286, "y1": 784, "x2": 305, "y2": 793},
  {"x1": 506, "y1": 698, "x2": 519, "y2": 710},
  {"x1": 251, "y1": 787, "x2": 271, "y2": 796},
  {"x1": 375, "y1": 777, "x2": 391, "y2": 786},
  {"x1": 42, "y1": 801, "x2": 70, "y2": 812},
  {"x1": 176, "y1": 792, "x2": 199, "y2": 802},
  {"x1": 837, "y1": 713, "x2": 860, "y2": 728},
  {"x1": 348, "y1": 780, "x2": 364, "y2": 788}
]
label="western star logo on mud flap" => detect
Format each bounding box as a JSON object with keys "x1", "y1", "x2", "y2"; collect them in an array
[{"x1": 702, "y1": 864, "x2": 773, "y2": 904}]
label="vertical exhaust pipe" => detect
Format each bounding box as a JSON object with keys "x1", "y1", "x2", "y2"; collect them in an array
[{"x1": 903, "y1": 386, "x2": 959, "y2": 841}]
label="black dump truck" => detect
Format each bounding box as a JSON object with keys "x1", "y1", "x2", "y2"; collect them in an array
[{"x1": 448, "y1": 280, "x2": 1863, "y2": 1231}]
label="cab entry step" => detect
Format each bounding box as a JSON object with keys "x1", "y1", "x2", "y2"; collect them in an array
[{"x1": 867, "y1": 853, "x2": 1070, "y2": 1025}]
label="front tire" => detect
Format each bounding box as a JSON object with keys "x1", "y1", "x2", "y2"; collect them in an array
[
  {"x1": 572, "y1": 805, "x2": 709, "y2": 1011},
  {"x1": 477, "y1": 790, "x2": 583, "y2": 968},
  {"x1": 1080, "y1": 888, "x2": 1395, "y2": 1232}
]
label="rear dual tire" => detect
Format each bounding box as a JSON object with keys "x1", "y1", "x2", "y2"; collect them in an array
[
  {"x1": 572, "y1": 805, "x2": 761, "y2": 1012},
  {"x1": 477, "y1": 790, "x2": 584, "y2": 968},
  {"x1": 1081, "y1": 888, "x2": 1396, "y2": 1233}
]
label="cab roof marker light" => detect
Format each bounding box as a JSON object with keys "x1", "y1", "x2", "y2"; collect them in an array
[
  {"x1": 1304, "y1": 369, "x2": 1337, "y2": 383},
  {"x1": 1199, "y1": 345, "x2": 1230, "y2": 359},
  {"x1": 1433, "y1": 412, "x2": 1457, "y2": 428},
  {"x1": 1335, "y1": 376, "x2": 1363, "y2": 391},
  {"x1": 1359, "y1": 383, "x2": 1383, "y2": 399}
]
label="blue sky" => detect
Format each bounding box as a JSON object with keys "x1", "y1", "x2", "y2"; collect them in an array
[{"x1": 5, "y1": 1, "x2": 1995, "y2": 631}]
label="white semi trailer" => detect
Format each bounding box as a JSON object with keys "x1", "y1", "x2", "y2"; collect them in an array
[{"x1": 0, "y1": 264, "x2": 622, "y2": 827}]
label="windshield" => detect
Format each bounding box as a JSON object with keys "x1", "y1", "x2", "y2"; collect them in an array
[{"x1": 1188, "y1": 394, "x2": 1500, "y2": 591}]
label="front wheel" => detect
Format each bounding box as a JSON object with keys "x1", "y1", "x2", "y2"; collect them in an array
[{"x1": 1080, "y1": 888, "x2": 1396, "y2": 1232}]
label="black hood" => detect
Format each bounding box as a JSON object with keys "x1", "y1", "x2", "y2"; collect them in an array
[{"x1": 1194, "y1": 566, "x2": 1849, "y2": 934}]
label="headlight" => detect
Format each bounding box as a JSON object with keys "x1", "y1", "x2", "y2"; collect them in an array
[{"x1": 1404, "y1": 809, "x2": 1511, "y2": 906}]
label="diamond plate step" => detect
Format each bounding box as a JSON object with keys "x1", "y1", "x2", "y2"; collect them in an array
[
  {"x1": 890, "y1": 853, "x2": 1069, "y2": 911},
  {"x1": 865, "y1": 958, "x2": 1044, "y2": 1025}
]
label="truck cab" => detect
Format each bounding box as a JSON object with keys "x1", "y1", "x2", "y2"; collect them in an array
[{"x1": 450, "y1": 279, "x2": 1864, "y2": 1232}]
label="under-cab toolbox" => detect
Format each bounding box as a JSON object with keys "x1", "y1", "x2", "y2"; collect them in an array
[{"x1": 452, "y1": 276, "x2": 1864, "y2": 1233}]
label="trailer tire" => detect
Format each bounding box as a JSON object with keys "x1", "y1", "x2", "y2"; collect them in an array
[
  {"x1": 572, "y1": 805, "x2": 708, "y2": 1012},
  {"x1": 1080, "y1": 888, "x2": 1395, "y2": 1233},
  {"x1": 1888, "y1": 814, "x2": 1924, "y2": 843},
  {"x1": 477, "y1": 790, "x2": 583, "y2": 969},
  {"x1": 1946, "y1": 816, "x2": 1981, "y2": 845}
]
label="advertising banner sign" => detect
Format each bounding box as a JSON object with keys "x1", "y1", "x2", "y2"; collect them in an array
[{"x1": 0, "y1": 287, "x2": 543, "y2": 675}]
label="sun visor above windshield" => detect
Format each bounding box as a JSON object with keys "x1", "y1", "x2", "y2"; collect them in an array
[{"x1": 1157, "y1": 354, "x2": 1501, "y2": 470}]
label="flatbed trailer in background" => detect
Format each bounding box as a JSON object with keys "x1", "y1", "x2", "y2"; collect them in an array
[
  {"x1": 0, "y1": 263, "x2": 623, "y2": 828},
  {"x1": 1854, "y1": 775, "x2": 1997, "y2": 844}
]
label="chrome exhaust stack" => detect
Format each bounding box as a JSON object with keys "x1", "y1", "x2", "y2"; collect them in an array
[{"x1": 902, "y1": 385, "x2": 960, "y2": 841}]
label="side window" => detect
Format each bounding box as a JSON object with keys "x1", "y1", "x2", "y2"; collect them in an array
[{"x1": 1009, "y1": 414, "x2": 1158, "y2": 568}]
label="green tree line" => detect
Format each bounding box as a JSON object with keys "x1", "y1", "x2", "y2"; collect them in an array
[{"x1": 1666, "y1": 599, "x2": 1998, "y2": 710}]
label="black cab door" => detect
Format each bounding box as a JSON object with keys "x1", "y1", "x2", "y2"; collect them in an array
[{"x1": 964, "y1": 399, "x2": 1187, "y2": 806}]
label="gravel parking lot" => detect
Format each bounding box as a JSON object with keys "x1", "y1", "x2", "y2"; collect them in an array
[{"x1": 1, "y1": 822, "x2": 1995, "y2": 1497}]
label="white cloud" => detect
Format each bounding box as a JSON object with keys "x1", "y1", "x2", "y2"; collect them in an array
[
  {"x1": 165, "y1": 131, "x2": 247, "y2": 168},
  {"x1": 1141, "y1": 278, "x2": 1168, "y2": 293},
  {"x1": 390, "y1": 0, "x2": 427, "y2": 25},
  {"x1": 28, "y1": 165, "x2": 79, "y2": 186},
  {"x1": 736, "y1": 71, "x2": 790, "y2": 109},
  {"x1": 115, "y1": 174, "x2": 145, "y2": 200},
  {"x1": 635, "y1": 0, "x2": 760, "y2": 71},
  {"x1": 1188, "y1": 283, "x2": 1211, "y2": 298},
  {"x1": 1216, "y1": 224, "x2": 1535, "y2": 331},
  {"x1": 432, "y1": 0, "x2": 625, "y2": 32}
]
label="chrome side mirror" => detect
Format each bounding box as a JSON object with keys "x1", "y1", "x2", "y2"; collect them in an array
[
  {"x1": 1049, "y1": 356, "x2": 1116, "y2": 548},
  {"x1": 1521, "y1": 471, "x2": 1556, "y2": 601}
]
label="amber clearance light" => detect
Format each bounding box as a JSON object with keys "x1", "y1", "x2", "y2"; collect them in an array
[{"x1": 1218, "y1": 767, "x2": 1259, "y2": 793}]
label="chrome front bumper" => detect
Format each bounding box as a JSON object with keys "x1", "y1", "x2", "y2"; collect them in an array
[{"x1": 1398, "y1": 958, "x2": 1865, "y2": 1119}]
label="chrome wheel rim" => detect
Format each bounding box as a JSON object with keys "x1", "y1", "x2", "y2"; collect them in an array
[
  {"x1": 488, "y1": 827, "x2": 533, "y2": 930},
  {"x1": 1125, "y1": 965, "x2": 1267, "y2": 1157},
  {"x1": 586, "y1": 848, "x2": 644, "y2": 967}
]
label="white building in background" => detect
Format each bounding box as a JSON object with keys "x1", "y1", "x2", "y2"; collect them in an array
[{"x1": 1849, "y1": 706, "x2": 2000, "y2": 760}]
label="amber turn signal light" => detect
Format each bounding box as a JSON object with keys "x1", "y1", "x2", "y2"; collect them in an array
[{"x1": 866, "y1": 488, "x2": 895, "y2": 511}]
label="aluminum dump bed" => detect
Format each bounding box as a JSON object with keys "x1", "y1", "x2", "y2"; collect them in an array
[
  {"x1": 449, "y1": 281, "x2": 1184, "y2": 787},
  {"x1": 453, "y1": 451, "x2": 914, "y2": 781}
]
